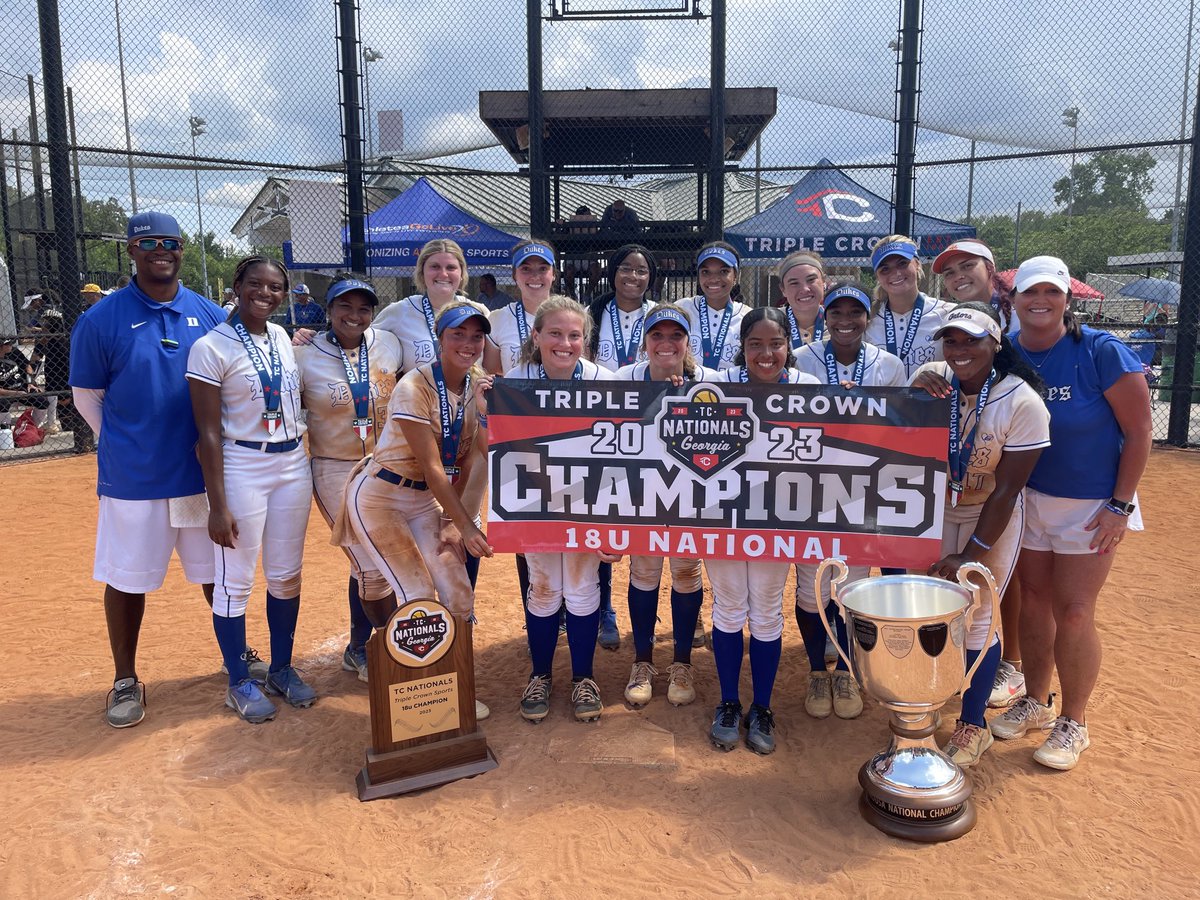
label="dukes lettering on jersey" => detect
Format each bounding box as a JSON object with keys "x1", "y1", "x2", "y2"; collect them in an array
[{"x1": 487, "y1": 379, "x2": 950, "y2": 568}]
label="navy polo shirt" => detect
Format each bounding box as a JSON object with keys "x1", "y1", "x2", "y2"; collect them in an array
[{"x1": 70, "y1": 279, "x2": 225, "y2": 500}]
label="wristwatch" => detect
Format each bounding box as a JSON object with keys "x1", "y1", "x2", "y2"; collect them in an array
[{"x1": 1108, "y1": 497, "x2": 1136, "y2": 515}]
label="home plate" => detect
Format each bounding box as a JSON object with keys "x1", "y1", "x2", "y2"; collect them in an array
[{"x1": 546, "y1": 711, "x2": 677, "y2": 769}]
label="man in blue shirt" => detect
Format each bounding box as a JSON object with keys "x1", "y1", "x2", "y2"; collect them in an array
[
  {"x1": 284, "y1": 283, "x2": 325, "y2": 327},
  {"x1": 70, "y1": 211, "x2": 230, "y2": 729}
]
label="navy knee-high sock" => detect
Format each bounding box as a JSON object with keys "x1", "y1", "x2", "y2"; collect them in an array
[
  {"x1": 527, "y1": 609, "x2": 560, "y2": 677},
  {"x1": 749, "y1": 636, "x2": 782, "y2": 709},
  {"x1": 627, "y1": 585, "x2": 659, "y2": 661},
  {"x1": 961, "y1": 641, "x2": 1002, "y2": 727},
  {"x1": 213, "y1": 613, "x2": 248, "y2": 687},
  {"x1": 795, "y1": 604, "x2": 832, "y2": 672},
  {"x1": 516, "y1": 555, "x2": 530, "y2": 608},
  {"x1": 671, "y1": 588, "x2": 704, "y2": 664},
  {"x1": 266, "y1": 592, "x2": 300, "y2": 673},
  {"x1": 347, "y1": 576, "x2": 372, "y2": 650},
  {"x1": 711, "y1": 627, "x2": 744, "y2": 704},
  {"x1": 598, "y1": 562, "x2": 613, "y2": 615},
  {"x1": 565, "y1": 609, "x2": 600, "y2": 680}
]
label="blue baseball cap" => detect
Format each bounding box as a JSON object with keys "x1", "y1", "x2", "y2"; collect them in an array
[
  {"x1": 822, "y1": 284, "x2": 872, "y2": 312},
  {"x1": 127, "y1": 211, "x2": 183, "y2": 241},
  {"x1": 643, "y1": 306, "x2": 691, "y2": 334},
  {"x1": 512, "y1": 243, "x2": 556, "y2": 268},
  {"x1": 697, "y1": 246, "x2": 739, "y2": 270},
  {"x1": 292, "y1": 283, "x2": 311, "y2": 295},
  {"x1": 326, "y1": 278, "x2": 377, "y2": 306},
  {"x1": 436, "y1": 304, "x2": 492, "y2": 335},
  {"x1": 871, "y1": 240, "x2": 918, "y2": 270}
]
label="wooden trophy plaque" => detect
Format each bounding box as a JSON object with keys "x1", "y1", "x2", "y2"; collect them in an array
[{"x1": 356, "y1": 598, "x2": 498, "y2": 801}]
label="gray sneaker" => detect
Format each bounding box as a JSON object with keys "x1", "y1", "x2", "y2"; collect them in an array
[
  {"x1": 520, "y1": 674, "x2": 552, "y2": 722},
  {"x1": 220, "y1": 647, "x2": 269, "y2": 684},
  {"x1": 106, "y1": 677, "x2": 146, "y2": 729},
  {"x1": 226, "y1": 679, "x2": 277, "y2": 724},
  {"x1": 709, "y1": 700, "x2": 743, "y2": 751},
  {"x1": 265, "y1": 666, "x2": 318, "y2": 708},
  {"x1": 571, "y1": 677, "x2": 604, "y2": 722},
  {"x1": 744, "y1": 704, "x2": 776, "y2": 755}
]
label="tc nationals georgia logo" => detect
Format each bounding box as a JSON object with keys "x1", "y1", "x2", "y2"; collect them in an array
[
  {"x1": 655, "y1": 384, "x2": 758, "y2": 479},
  {"x1": 385, "y1": 600, "x2": 456, "y2": 668}
]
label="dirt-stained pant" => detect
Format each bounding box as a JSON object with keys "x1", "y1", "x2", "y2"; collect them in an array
[
  {"x1": 525, "y1": 551, "x2": 601, "y2": 616},
  {"x1": 310, "y1": 456, "x2": 390, "y2": 601},
  {"x1": 704, "y1": 558, "x2": 790, "y2": 641},
  {"x1": 627, "y1": 555, "x2": 704, "y2": 593}
]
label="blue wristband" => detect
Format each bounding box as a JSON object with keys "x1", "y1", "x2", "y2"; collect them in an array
[{"x1": 968, "y1": 534, "x2": 991, "y2": 552}]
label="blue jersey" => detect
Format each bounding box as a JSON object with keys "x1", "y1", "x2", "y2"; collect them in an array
[
  {"x1": 285, "y1": 301, "x2": 326, "y2": 327},
  {"x1": 69, "y1": 279, "x2": 225, "y2": 500},
  {"x1": 1020, "y1": 326, "x2": 1143, "y2": 499}
]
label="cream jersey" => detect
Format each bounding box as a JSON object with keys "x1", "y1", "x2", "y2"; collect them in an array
[
  {"x1": 594, "y1": 298, "x2": 651, "y2": 371},
  {"x1": 295, "y1": 327, "x2": 402, "y2": 461},
  {"x1": 373, "y1": 293, "x2": 470, "y2": 374},
  {"x1": 793, "y1": 340, "x2": 908, "y2": 387},
  {"x1": 487, "y1": 300, "x2": 539, "y2": 375},
  {"x1": 370, "y1": 363, "x2": 480, "y2": 483},
  {"x1": 675, "y1": 295, "x2": 750, "y2": 371},
  {"x1": 711, "y1": 366, "x2": 820, "y2": 386},
  {"x1": 186, "y1": 320, "x2": 305, "y2": 443},
  {"x1": 864, "y1": 294, "x2": 953, "y2": 379},
  {"x1": 505, "y1": 359, "x2": 616, "y2": 382},
  {"x1": 613, "y1": 361, "x2": 724, "y2": 382},
  {"x1": 911, "y1": 362, "x2": 1051, "y2": 507}
]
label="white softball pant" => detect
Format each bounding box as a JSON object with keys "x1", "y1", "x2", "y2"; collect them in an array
[
  {"x1": 310, "y1": 456, "x2": 390, "y2": 600},
  {"x1": 212, "y1": 442, "x2": 313, "y2": 618},
  {"x1": 628, "y1": 554, "x2": 703, "y2": 593},
  {"x1": 704, "y1": 558, "x2": 791, "y2": 641},
  {"x1": 795, "y1": 561, "x2": 871, "y2": 615},
  {"x1": 343, "y1": 469, "x2": 474, "y2": 617},
  {"x1": 525, "y1": 551, "x2": 601, "y2": 617}
]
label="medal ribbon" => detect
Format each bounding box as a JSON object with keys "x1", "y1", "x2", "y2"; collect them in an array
[
  {"x1": 513, "y1": 301, "x2": 530, "y2": 346},
  {"x1": 786, "y1": 306, "x2": 824, "y2": 349},
  {"x1": 431, "y1": 361, "x2": 470, "y2": 483},
  {"x1": 420, "y1": 295, "x2": 440, "y2": 358},
  {"x1": 329, "y1": 330, "x2": 372, "y2": 442},
  {"x1": 824, "y1": 343, "x2": 865, "y2": 386},
  {"x1": 608, "y1": 300, "x2": 645, "y2": 367},
  {"x1": 539, "y1": 360, "x2": 583, "y2": 381},
  {"x1": 697, "y1": 296, "x2": 733, "y2": 367},
  {"x1": 883, "y1": 295, "x2": 925, "y2": 363},
  {"x1": 737, "y1": 366, "x2": 789, "y2": 384},
  {"x1": 230, "y1": 313, "x2": 282, "y2": 434},
  {"x1": 947, "y1": 369, "x2": 995, "y2": 508}
]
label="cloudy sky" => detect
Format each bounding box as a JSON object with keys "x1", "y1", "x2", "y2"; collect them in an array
[{"x1": 1, "y1": 0, "x2": 1195, "y2": 244}]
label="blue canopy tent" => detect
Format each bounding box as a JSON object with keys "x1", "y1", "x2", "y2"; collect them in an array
[
  {"x1": 284, "y1": 177, "x2": 523, "y2": 272},
  {"x1": 726, "y1": 160, "x2": 976, "y2": 263}
]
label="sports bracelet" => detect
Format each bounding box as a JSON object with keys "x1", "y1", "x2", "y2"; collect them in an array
[
  {"x1": 1104, "y1": 502, "x2": 1131, "y2": 517},
  {"x1": 968, "y1": 534, "x2": 992, "y2": 552}
]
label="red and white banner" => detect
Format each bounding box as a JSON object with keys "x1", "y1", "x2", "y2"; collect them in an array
[{"x1": 486, "y1": 379, "x2": 949, "y2": 569}]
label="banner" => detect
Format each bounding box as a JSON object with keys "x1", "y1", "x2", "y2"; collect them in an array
[{"x1": 486, "y1": 380, "x2": 949, "y2": 569}]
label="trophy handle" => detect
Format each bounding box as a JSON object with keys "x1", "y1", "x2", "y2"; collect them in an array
[
  {"x1": 814, "y1": 558, "x2": 853, "y2": 672},
  {"x1": 956, "y1": 561, "x2": 1002, "y2": 694}
]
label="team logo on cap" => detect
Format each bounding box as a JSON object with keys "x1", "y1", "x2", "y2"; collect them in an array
[
  {"x1": 385, "y1": 600, "x2": 456, "y2": 667},
  {"x1": 656, "y1": 384, "x2": 757, "y2": 478}
]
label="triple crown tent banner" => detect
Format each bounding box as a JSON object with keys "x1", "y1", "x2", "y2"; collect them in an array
[
  {"x1": 283, "y1": 177, "x2": 523, "y2": 272},
  {"x1": 726, "y1": 159, "x2": 976, "y2": 263},
  {"x1": 486, "y1": 379, "x2": 951, "y2": 570}
]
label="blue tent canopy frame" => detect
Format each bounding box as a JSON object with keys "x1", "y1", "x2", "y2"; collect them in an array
[
  {"x1": 284, "y1": 177, "x2": 523, "y2": 272},
  {"x1": 726, "y1": 160, "x2": 976, "y2": 264}
]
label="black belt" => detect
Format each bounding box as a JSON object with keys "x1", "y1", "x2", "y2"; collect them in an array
[
  {"x1": 374, "y1": 467, "x2": 427, "y2": 490},
  {"x1": 234, "y1": 438, "x2": 302, "y2": 453}
]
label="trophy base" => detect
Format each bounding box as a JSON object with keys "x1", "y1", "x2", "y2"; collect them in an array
[
  {"x1": 857, "y1": 762, "x2": 977, "y2": 842},
  {"x1": 356, "y1": 731, "x2": 499, "y2": 801}
]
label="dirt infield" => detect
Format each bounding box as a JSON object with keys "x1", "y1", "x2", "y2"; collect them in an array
[{"x1": 2, "y1": 450, "x2": 1198, "y2": 898}]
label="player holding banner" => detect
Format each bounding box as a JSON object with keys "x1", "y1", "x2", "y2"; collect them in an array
[
  {"x1": 295, "y1": 276, "x2": 401, "y2": 681},
  {"x1": 792, "y1": 282, "x2": 907, "y2": 721},
  {"x1": 909, "y1": 301, "x2": 1050, "y2": 767},
  {"x1": 705, "y1": 307, "x2": 821, "y2": 754},
  {"x1": 187, "y1": 257, "x2": 315, "y2": 724},
  {"x1": 614, "y1": 305, "x2": 721, "y2": 710}
]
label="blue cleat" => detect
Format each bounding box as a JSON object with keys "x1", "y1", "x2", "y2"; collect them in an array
[
  {"x1": 342, "y1": 645, "x2": 369, "y2": 683},
  {"x1": 598, "y1": 607, "x2": 620, "y2": 650},
  {"x1": 226, "y1": 679, "x2": 277, "y2": 724},
  {"x1": 265, "y1": 666, "x2": 318, "y2": 708},
  {"x1": 744, "y1": 704, "x2": 776, "y2": 755},
  {"x1": 709, "y1": 700, "x2": 743, "y2": 751}
]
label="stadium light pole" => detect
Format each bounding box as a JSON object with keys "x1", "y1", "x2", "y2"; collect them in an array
[
  {"x1": 1062, "y1": 105, "x2": 1080, "y2": 217},
  {"x1": 115, "y1": 0, "x2": 137, "y2": 213},
  {"x1": 189, "y1": 114, "x2": 209, "y2": 299},
  {"x1": 363, "y1": 47, "x2": 383, "y2": 161}
]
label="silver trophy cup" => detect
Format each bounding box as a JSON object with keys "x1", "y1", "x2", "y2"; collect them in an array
[{"x1": 816, "y1": 558, "x2": 1000, "y2": 842}]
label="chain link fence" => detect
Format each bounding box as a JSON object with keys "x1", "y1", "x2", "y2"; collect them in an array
[{"x1": 1, "y1": 0, "x2": 1196, "y2": 459}]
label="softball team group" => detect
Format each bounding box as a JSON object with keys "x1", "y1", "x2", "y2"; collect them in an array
[{"x1": 74, "y1": 212, "x2": 1151, "y2": 776}]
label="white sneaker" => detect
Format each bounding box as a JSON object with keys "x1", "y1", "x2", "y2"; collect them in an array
[
  {"x1": 624, "y1": 661, "x2": 657, "y2": 706},
  {"x1": 987, "y1": 660, "x2": 1027, "y2": 708},
  {"x1": 989, "y1": 694, "x2": 1057, "y2": 740},
  {"x1": 1033, "y1": 716, "x2": 1090, "y2": 770},
  {"x1": 943, "y1": 720, "x2": 994, "y2": 768},
  {"x1": 666, "y1": 662, "x2": 696, "y2": 706}
]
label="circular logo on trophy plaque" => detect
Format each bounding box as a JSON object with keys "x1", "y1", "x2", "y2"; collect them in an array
[{"x1": 384, "y1": 600, "x2": 456, "y2": 668}]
